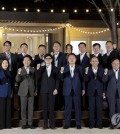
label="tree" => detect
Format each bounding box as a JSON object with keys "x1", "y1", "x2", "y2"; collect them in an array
[{"x1": 87, "y1": 0, "x2": 120, "y2": 45}]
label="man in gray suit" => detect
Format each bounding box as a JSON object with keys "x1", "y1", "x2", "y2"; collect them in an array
[
  {"x1": 16, "y1": 55, "x2": 36, "y2": 129},
  {"x1": 103, "y1": 58, "x2": 120, "y2": 129}
]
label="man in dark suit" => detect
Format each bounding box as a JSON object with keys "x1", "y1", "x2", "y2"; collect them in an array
[
  {"x1": 0, "y1": 41, "x2": 17, "y2": 111},
  {"x1": 84, "y1": 56, "x2": 104, "y2": 129},
  {"x1": 90, "y1": 43, "x2": 103, "y2": 66},
  {"x1": 52, "y1": 41, "x2": 67, "y2": 110},
  {"x1": 59, "y1": 53, "x2": 85, "y2": 129},
  {"x1": 103, "y1": 58, "x2": 120, "y2": 129},
  {"x1": 16, "y1": 43, "x2": 29, "y2": 68},
  {"x1": 76, "y1": 42, "x2": 90, "y2": 110},
  {"x1": 36, "y1": 53, "x2": 59, "y2": 129},
  {"x1": 31, "y1": 44, "x2": 46, "y2": 67},
  {"x1": 31, "y1": 44, "x2": 46, "y2": 111},
  {"x1": 16, "y1": 55, "x2": 36, "y2": 129},
  {"x1": 76, "y1": 42, "x2": 90, "y2": 70},
  {"x1": 0, "y1": 41, "x2": 17, "y2": 82},
  {"x1": 102, "y1": 41, "x2": 119, "y2": 69}
]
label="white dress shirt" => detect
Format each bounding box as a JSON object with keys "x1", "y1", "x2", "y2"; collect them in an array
[
  {"x1": 80, "y1": 53, "x2": 85, "y2": 62},
  {"x1": 25, "y1": 67, "x2": 30, "y2": 74},
  {"x1": 22, "y1": 53, "x2": 26, "y2": 57},
  {"x1": 46, "y1": 64, "x2": 52, "y2": 77},
  {"x1": 92, "y1": 67, "x2": 98, "y2": 74},
  {"x1": 92, "y1": 67, "x2": 98, "y2": 79},
  {"x1": 54, "y1": 52, "x2": 59, "y2": 67},
  {"x1": 5, "y1": 52, "x2": 11, "y2": 71},
  {"x1": 114, "y1": 69, "x2": 119, "y2": 80},
  {"x1": 69, "y1": 65, "x2": 75, "y2": 78}
]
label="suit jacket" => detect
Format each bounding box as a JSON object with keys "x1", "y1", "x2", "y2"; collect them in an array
[
  {"x1": 84, "y1": 67, "x2": 104, "y2": 96},
  {"x1": 103, "y1": 69, "x2": 120, "y2": 98},
  {"x1": 31, "y1": 54, "x2": 45, "y2": 67},
  {"x1": 59, "y1": 65, "x2": 84, "y2": 96},
  {"x1": 102, "y1": 49, "x2": 119, "y2": 69},
  {"x1": 16, "y1": 53, "x2": 25, "y2": 68},
  {"x1": 76, "y1": 53, "x2": 90, "y2": 70},
  {"x1": 0, "y1": 52, "x2": 17, "y2": 80},
  {"x1": 90, "y1": 53, "x2": 103, "y2": 67},
  {"x1": 52, "y1": 52, "x2": 67, "y2": 70},
  {"x1": 36, "y1": 65, "x2": 59, "y2": 94},
  {"x1": 0, "y1": 69, "x2": 11, "y2": 97},
  {"x1": 16, "y1": 67, "x2": 36, "y2": 97}
]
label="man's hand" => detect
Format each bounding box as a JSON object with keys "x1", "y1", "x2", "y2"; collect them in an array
[{"x1": 53, "y1": 89, "x2": 58, "y2": 95}]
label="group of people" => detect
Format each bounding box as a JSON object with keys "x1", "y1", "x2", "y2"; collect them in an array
[{"x1": 0, "y1": 40, "x2": 120, "y2": 130}]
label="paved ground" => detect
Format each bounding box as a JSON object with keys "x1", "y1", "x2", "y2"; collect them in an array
[{"x1": 0, "y1": 127, "x2": 119, "y2": 134}]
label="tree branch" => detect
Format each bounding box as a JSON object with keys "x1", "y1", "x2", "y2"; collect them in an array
[{"x1": 87, "y1": 0, "x2": 111, "y2": 28}]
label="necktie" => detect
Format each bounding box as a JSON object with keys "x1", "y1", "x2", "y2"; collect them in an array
[
  {"x1": 54, "y1": 54, "x2": 58, "y2": 67},
  {"x1": 115, "y1": 70, "x2": 118, "y2": 80},
  {"x1": 6, "y1": 52, "x2": 10, "y2": 59},
  {"x1": 71, "y1": 69, "x2": 74, "y2": 78}
]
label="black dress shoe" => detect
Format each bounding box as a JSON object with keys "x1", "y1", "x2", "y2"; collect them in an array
[
  {"x1": 76, "y1": 125, "x2": 81, "y2": 129},
  {"x1": 43, "y1": 126, "x2": 48, "y2": 130},
  {"x1": 89, "y1": 126, "x2": 94, "y2": 129},
  {"x1": 110, "y1": 125, "x2": 114, "y2": 129},
  {"x1": 22, "y1": 125, "x2": 28, "y2": 129},
  {"x1": 28, "y1": 125, "x2": 35, "y2": 129},
  {"x1": 50, "y1": 126, "x2": 56, "y2": 129},
  {"x1": 63, "y1": 126, "x2": 69, "y2": 129},
  {"x1": 97, "y1": 126, "x2": 103, "y2": 129}
]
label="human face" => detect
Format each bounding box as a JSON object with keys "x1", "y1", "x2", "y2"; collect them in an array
[
  {"x1": 4, "y1": 42, "x2": 11, "y2": 52},
  {"x1": 2, "y1": 60, "x2": 9, "y2": 70},
  {"x1": 38, "y1": 47, "x2": 46, "y2": 56},
  {"x1": 93, "y1": 45, "x2": 100, "y2": 55},
  {"x1": 112, "y1": 59, "x2": 120, "y2": 70},
  {"x1": 66, "y1": 46, "x2": 72, "y2": 54},
  {"x1": 23, "y1": 57, "x2": 31, "y2": 67},
  {"x1": 78, "y1": 44, "x2": 86, "y2": 54},
  {"x1": 68, "y1": 55, "x2": 76, "y2": 65},
  {"x1": 45, "y1": 56, "x2": 52, "y2": 65},
  {"x1": 90, "y1": 57, "x2": 99, "y2": 68},
  {"x1": 53, "y1": 43, "x2": 61, "y2": 53},
  {"x1": 106, "y1": 42, "x2": 113, "y2": 52},
  {"x1": 21, "y1": 45, "x2": 28, "y2": 54}
]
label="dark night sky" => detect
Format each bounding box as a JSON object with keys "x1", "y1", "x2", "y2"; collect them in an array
[{"x1": 0, "y1": 0, "x2": 119, "y2": 20}]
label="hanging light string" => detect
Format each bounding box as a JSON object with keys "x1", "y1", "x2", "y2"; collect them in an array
[{"x1": 0, "y1": 23, "x2": 110, "y2": 34}]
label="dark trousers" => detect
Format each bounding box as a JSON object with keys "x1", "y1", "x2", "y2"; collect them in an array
[
  {"x1": 55, "y1": 81, "x2": 64, "y2": 110},
  {"x1": 0, "y1": 97, "x2": 11, "y2": 129},
  {"x1": 108, "y1": 98, "x2": 120, "y2": 119},
  {"x1": 41, "y1": 93, "x2": 55, "y2": 127},
  {"x1": 89, "y1": 94, "x2": 102, "y2": 127},
  {"x1": 64, "y1": 90, "x2": 81, "y2": 126},
  {"x1": 20, "y1": 96, "x2": 34, "y2": 126}
]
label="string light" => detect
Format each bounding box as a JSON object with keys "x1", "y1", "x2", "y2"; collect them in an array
[
  {"x1": 37, "y1": 9, "x2": 40, "y2": 12},
  {"x1": 62, "y1": 9, "x2": 65, "y2": 13},
  {"x1": 25, "y1": 8, "x2": 28, "y2": 12},
  {"x1": 50, "y1": 9, "x2": 54, "y2": 13},
  {"x1": 74, "y1": 9, "x2": 77, "y2": 13},
  {"x1": 86, "y1": 9, "x2": 89, "y2": 13},
  {"x1": 2, "y1": 7, "x2": 5, "y2": 10},
  {"x1": 111, "y1": 8, "x2": 114, "y2": 12},
  {"x1": 98, "y1": 9, "x2": 102, "y2": 12},
  {"x1": 3, "y1": 24, "x2": 110, "y2": 35},
  {"x1": 71, "y1": 25, "x2": 110, "y2": 34},
  {"x1": 13, "y1": 8, "x2": 17, "y2": 11}
]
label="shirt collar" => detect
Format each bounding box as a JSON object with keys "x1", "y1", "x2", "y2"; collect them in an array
[
  {"x1": 94, "y1": 53, "x2": 100, "y2": 57},
  {"x1": 113, "y1": 69, "x2": 119, "y2": 72},
  {"x1": 69, "y1": 64, "x2": 75, "y2": 69}
]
